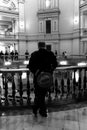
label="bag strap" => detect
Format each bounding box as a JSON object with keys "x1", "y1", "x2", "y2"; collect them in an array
[{"x1": 35, "y1": 69, "x2": 40, "y2": 76}]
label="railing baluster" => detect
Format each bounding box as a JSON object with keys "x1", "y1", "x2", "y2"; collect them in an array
[
  {"x1": 83, "y1": 69, "x2": 86, "y2": 91},
  {"x1": 54, "y1": 78, "x2": 58, "y2": 99},
  {"x1": 83, "y1": 69, "x2": 87, "y2": 100},
  {"x1": 0, "y1": 73, "x2": 3, "y2": 106},
  {"x1": 12, "y1": 73, "x2": 16, "y2": 105},
  {"x1": 19, "y1": 72, "x2": 23, "y2": 105},
  {"x1": 4, "y1": 74, "x2": 8, "y2": 105},
  {"x1": 77, "y1": 69, "x2": 82, "y2": 101},
  {"x1": 67, "y1": 77, "x2": 70, "y2": 98},
  {"x1": 78, "y1": 69, "x2": 81, "y2": 91},
  {"x1": 27, "y1": 71, "x2": 31, "y2": 104},
  {"x1": 61, "y1": 78, "x2": 64, "y2": 98},
  {"x1": 72, "y1": 69, "x2": 76, "y2": 99}
]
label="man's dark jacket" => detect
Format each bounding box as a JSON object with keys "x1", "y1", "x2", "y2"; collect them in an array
[{"x1": 28, "y1": 48, "x2": 57, "y2": 74}]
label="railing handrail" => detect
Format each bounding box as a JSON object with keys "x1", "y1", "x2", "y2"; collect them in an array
[
  {"x1": 0, "y1": 65, "x2": 87, "y2": 72},
  {"x1": 0, "y1": 68, "x2": 29, "y2": 73},
  {"x1": 55, "y1": 65, "x2": 87, "y2": 70}
]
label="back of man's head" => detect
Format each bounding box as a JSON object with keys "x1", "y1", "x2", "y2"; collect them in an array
[{"x1": 38, "y1": 42, "x2": 46, "y2": 49}]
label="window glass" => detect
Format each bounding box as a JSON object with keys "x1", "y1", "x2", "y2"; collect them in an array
[{"x1": 45, "y1": 0, "x2": 51, "y2": 8}]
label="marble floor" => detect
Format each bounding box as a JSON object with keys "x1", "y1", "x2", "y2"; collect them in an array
[{"x1": 0, "y1": 105, "x2": 87, "y2": 130}]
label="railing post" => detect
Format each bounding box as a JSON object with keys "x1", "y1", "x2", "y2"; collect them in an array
[
  {"x1": 83, "y1": 69, "x2": 87, "y2": 100},
  {"x1": 27, "y1": 71, "x2": 31, "y2": 104},
  {"x1": 83, "y1": 69, "x2": 86, "y2": 91},
  {"x1": 78, "y1": 69, "x2": 81, "y2": 90},
  {"x1": 54, "y1": 78, "x2": 58, "y2": 99},
  {"x1": 12, "y1": 73, "x2": 16, "y2": 105},
  {"x1": 67, "y1": 77, "x2": 70, "y2": 98},
  {"x1": 4, "y1": 74, "x2": 9, "y2": 106},
  {"x1": 72, "y1": 69, "x2": 76, "y2": 99},
  {"x1": 19, "y1": 72, "x2": 23, "y2": 105},
  {"x1": 61, "y1": 78, "x2": 64, "y2": 98},
  {"x1": 77, "y1": 69, "x2": 82, "y2": 101}
]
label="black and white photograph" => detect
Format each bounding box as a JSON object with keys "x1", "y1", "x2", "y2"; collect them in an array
[{"x1": 0, "y1": 0, "x2": 87, "y2": 130}]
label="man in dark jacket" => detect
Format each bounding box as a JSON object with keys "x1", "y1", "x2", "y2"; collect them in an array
[{"x1": 28, "y1": 42, "x2": 57, "y2": 117}]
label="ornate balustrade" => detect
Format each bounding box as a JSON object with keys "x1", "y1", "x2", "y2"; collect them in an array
[
  {"x1": 0, "y1": 65, "x2": 87, "y2": 109},
  {"x1": 54, "y1": 66, "x2": 87, "y2": 102},
  {"x1": 0, "y1": 68, "x2": 30, "y2": 108}
]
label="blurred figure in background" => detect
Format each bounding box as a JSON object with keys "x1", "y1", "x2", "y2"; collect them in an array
[
  {"x1": 5, "y1": 50, "x2": 9, "y2": 61},
  {"x1": 15, "y1": 50, "x2": 18, "y2": 60},
  {"x1": 25, "y1": 50, "x2": 29, "y2": 60},
  {"x1": 10, "y1": 50, "x2": 14, "y2": 61}
]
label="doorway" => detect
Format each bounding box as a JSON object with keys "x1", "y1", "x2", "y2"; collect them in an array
[{"x1": 46, "y1": 20, "x2": 51, "y2": 34}]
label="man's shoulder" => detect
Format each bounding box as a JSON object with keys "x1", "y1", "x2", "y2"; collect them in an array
[
  {"x1": 47, "y1": 50, "x2": 55, "y2": 56},
  {"x1": 31, "y1": 50, "x2": 38, "y2": 55}
]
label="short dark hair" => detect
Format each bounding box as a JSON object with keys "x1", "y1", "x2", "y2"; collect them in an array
[{"x1": 38, "y1": 42, "x2": 45, "y2": 49}]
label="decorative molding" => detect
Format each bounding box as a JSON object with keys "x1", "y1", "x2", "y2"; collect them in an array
[
  {"x1": 37, "y1": 8, "x2": 60, "y2": 19},
  {"x1": 18, "y1": 0, "x2": 25, "y2": 4},
  {"x1": 3, "y1": 0, "x2": 10, "y2": 4},
  {"x1": 0, "y1": 9, "x2": 19, "y2": 18}
]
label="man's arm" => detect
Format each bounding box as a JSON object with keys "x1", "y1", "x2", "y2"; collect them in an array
[{"x1": 27, "y1": 53, "x2": 37, "y2": 74}]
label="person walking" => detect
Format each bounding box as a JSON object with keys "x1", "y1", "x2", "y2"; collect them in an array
[{"x1": 27, "y1": 42, "x2": 57, "y2": 117}]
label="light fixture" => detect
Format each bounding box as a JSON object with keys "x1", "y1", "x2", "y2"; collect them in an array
[
  {"x1": 74, "y1": 16, "x2": 79, "y2": 24},
  {"x1": 77, "y1": 62, "x2": 87, "y2": 66},
  {"x1": 4, "y1": 61, "x2": 11, "y2": 66},
  {"x1": 59, "y1": 60, "x2": 68, "y2": 66},
  {"x1": 23, "y1": 60, "x2": 29, "y2": 65}
]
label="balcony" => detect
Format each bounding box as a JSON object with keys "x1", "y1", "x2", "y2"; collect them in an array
[
  {"x1": 0, "y1": 56, "x2": 87, "y2": 129},
  {"x1": 80, "y1": 28, "x2": 87, "y2": 38},
  {"x1": 80, "y1": 0, "x2": 87, "y2": 6},
  {"x1": 0, "y1": 60, "x2": 86, "y2": 110}
]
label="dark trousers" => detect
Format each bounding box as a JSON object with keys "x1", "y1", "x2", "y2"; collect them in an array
[{"x1": 33, "y1": 78, "x2": 48, "y2": 114}]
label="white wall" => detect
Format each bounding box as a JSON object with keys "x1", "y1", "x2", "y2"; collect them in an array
[
  {"x1": 18, "y1": 41, "x2": 26, "y2": 57},
  {"x1": 60, "y1": 40, "x2": 72, "y2": 55},
  {"x1": 59, "y1": 0, "x2": 74, "y2": 33},
  {"x1": 24, "y1": 0, "x2": 38, "y2": 35},
  {"x1": 28, "y1": 42, "x2": 38, "y2": 55},
  {"x1": 72, "y1": 39, "x2": 80, "y2": 55}
]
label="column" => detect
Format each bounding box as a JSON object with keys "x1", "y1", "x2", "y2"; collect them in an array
[
  {"x1": 73, "y1": 0, "x2": 79, "y2": 30},
  {"x1": 80, "y1": 12, "x2": 84, "y2": 36},
  {"x1": 18, "y1": 0, "x2": 25, "y2": 32},
  {"x1": 15, "y1": 18, "x2": 19, "y2": 34}
]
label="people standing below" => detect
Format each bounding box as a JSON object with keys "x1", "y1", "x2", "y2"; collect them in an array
[
  {"x1": 27, "y1": 42, "x2": 57, "y2": 117},
  {"x1": 5, "y1": 50, "x2": 9, "y2": 61},
  {"x1": 15, "y1": 50, "x2": 18, "y2": 60},
  {"x1": 0, "y1": 51, "x2": 4, "y2": 60},
  {"x1": 64, "y1": 51, "x2": 67, "y2": 59},
  {"x1": 25, "y1": 50, "x2": 29, "y2": 60},
  {"x1": 10, "y1": 50, "x2": 14, "y2": 61},
  {"x1": 62, "y1": 51, "x2": 67, "y2": 59}
]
